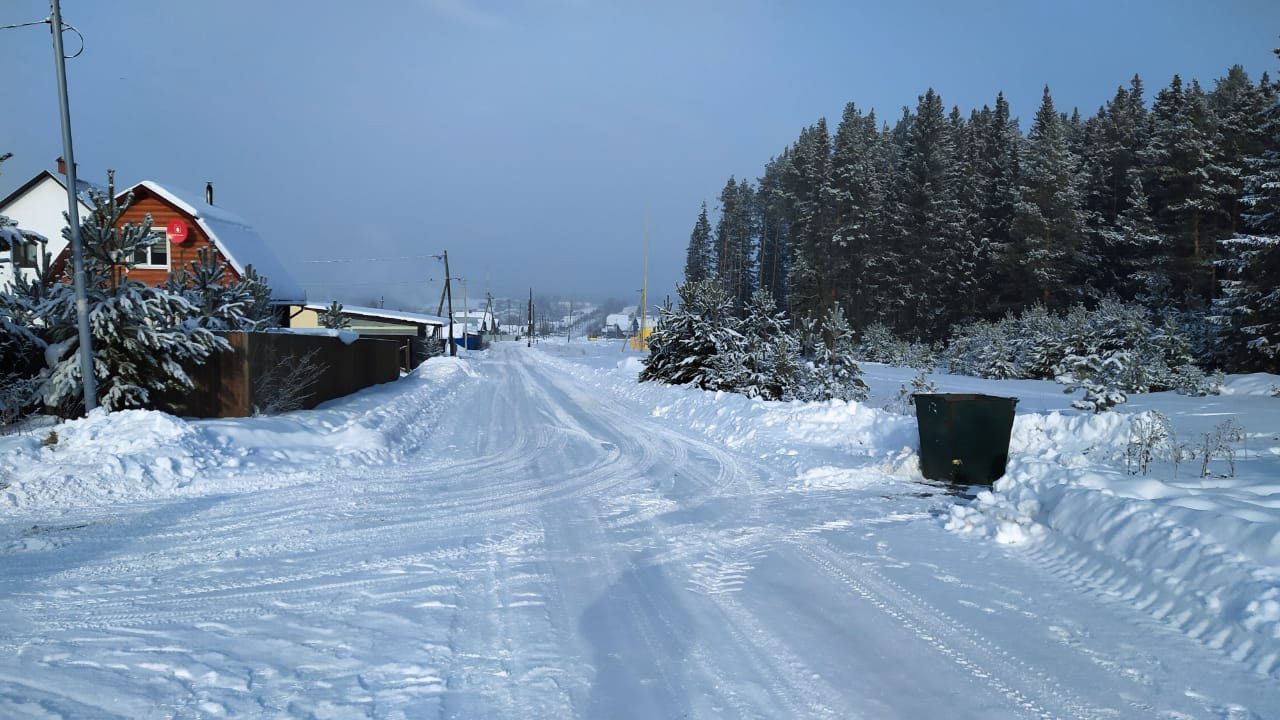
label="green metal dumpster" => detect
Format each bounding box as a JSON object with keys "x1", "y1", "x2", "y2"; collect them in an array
[{"x1": 912, "y1": 393, "x2": 1018, "y2": 485}]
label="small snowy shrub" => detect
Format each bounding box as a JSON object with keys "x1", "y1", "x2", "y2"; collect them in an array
[
  {"x1": 887, "y1": 370, "x2": 937, "y2": 416},
  {"x1": 1200, "y1": 419, "x2": 1246, "y2": 477},
  {"x1": 1170, "y1": 364, "x2": 1224, "y2": 396},
  {"x1": 1125, "y1": 411, "x2": 1171, "y2": 475},
  {"x1": 252, "y1": 348, "x2": 327, "y2": 415}
]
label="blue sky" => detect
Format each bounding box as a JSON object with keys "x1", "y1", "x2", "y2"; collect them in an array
[{"x1": 2, "y1": 0, "x2": 1278, "y2": 310}]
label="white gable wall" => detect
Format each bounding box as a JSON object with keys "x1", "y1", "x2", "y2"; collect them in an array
[{"x1": 0, "y1": 176, "x2": 84, "y2": 289}]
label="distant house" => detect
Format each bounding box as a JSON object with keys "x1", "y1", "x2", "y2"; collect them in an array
[
  {"x1": 0, "y1": 159, "x2": 94, "y2": 290},
  {"x1": 46, "y1": 178, "x2": 306, "y2": 308},
  {"x1": 290, "y1": 302, "x2": 447, "y2": 369}
]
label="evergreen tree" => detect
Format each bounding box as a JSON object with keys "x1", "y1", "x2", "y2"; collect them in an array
[
  {"x1": 976, "y1": 92, "x2": 1022, "y2": 313},
  {"x1": 640, "y1": 279, "x2": 741, "y2": 390},
  {"x1": 1209, "y1": 65, "x2": 1276, "y2": 237},
  {"x1": 1078, "y1": 76, "x2": 1154, "y2": 298},
  {"x1": 946, "y1": 105, "x2": 983, "y2": 324},
  {"x1": 786, "y1": 119, "x2": 834, "y2": 320},
  {"x1": 755, "y1": 154, "x2": 794, "y2": 309},
  {"x1": 319, "y1": 300, "x2": 351, "y2": 329},
  {"x1": 39, "y1": 172, "x2": 227, "y2": 415},
  {"x1": 713, "y1": 177, "x2": 757, "y2": 311},
  {"x1": 899, "y1": 88, "x2": 964, "y2": 339},
  {"x1": 683, "y1": 201, "x2": 713, "y2": 283},
  {"x1": 1144, "y1": 76, "x2": 1233, "y2": 303},
  {"x1": 807, "y1": 303, "x2": 868, "y2": 401},
  {"x1": 1008, "y1": 86, "x2": 1084, "y2": 309},
  {"x1": 713, "y1": 289, "x2": 800, "y2": 400},
  {"x1": 828, "y1": 103, "x2": 887, "y2": 327},
  {"x1": 1214, "y1": 48, "x2": 1280, "y2": 371}
]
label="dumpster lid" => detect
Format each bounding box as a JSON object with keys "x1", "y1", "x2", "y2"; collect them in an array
[{"x1": 912, "y1": 393, "x2": 1018, "y2": 404}]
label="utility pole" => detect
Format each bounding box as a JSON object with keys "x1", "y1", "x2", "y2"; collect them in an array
[
  {"x1": 638, "y1": 209, "x2": 650, "y2": 351},
  {"x1": 49, "y1": 0, "x2": 96, "y2": 413},
  {"x1": 443, "y1": 250, "x2": 455, "y2": 356},
  {"x1": 567, "y1": 298, "x2": 573, "y2": 343},
  {"x1": 460, "y1": 277, "x2": 468, "y2": 349},
  {"x1": 527, "y1": 289, "x2": 533, "y2": 347}
]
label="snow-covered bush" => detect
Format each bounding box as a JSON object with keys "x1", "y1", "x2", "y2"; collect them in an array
[
  {"x1": 944, "y1": 299, "x2": 1207, "y2": 399},
  {"x1": 38, "y1": 173, "x2": 228, "y2": 415},
  {"x1": 855, "y1": 322, "x2": 935, "y2": 369},
  {"x1": 886, "y1": 369, "x2": 937, "y2": 415},
  {"x1": 1125, "y1": 411, "x2": 1171, "y2": 475},
  {"x1": 645, "y1": 283, "x2": 876, "y2": 403},
  {"x1": 1200, "y1": 419, "x2": 1246, "y2": 477},
  {"x1": 944, "y1": 317, "x2": 1021, "y2": 378}
]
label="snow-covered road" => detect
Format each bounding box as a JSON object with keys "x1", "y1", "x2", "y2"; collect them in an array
[{"x1": 2, "y1": 343, "x2": 1277, "y2": 718}]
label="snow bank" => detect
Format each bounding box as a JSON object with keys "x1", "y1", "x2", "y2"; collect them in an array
[
  {"x1": 948, "y1": 400, "x2": 1280, "y2": 677},
  {"x1": 0, "y1": 357, "x2": 474, "y2": 512},
  {"x1": 544, "y1": 345, "x2": 1280, "y2": 678}
]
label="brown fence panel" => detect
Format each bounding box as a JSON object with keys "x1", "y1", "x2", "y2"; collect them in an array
[{"x1": 172, "y1": 332, "x2": 400, "y2": 417}]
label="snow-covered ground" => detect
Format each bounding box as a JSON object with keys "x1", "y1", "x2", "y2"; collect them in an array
[{"x1": 1, "y1": 340, "x2": 1277, "y2": 718}]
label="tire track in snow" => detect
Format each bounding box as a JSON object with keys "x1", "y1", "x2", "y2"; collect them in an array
[{"x1": 796, "y1": 541, "x2": 1115, "y2": 720}]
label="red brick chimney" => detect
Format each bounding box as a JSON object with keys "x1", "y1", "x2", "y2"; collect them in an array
[{"x1": 56, "y1": 156, "x2": 66, "y2": 175}]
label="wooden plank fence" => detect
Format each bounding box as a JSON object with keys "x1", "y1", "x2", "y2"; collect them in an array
[{"x1": 169, "y1": 332, "x2": 401, "y2": 418}]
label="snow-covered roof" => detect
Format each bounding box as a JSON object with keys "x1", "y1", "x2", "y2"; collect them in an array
[
  {"x1": 301, "y1": 302, "x2": 446, "y2": 327},
  {"x1": 130, "y1": 181, "x2": 306, "y2": 305}
]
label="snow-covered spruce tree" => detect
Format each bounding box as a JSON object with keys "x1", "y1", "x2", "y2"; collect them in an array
[
  {"x1": 944, "y1": 317, "x2": 1021, "y2": 379},
  {"x1": 640, "y1": 279, "x2": 741, "y2": 390},
  {"x1": 39, "y1": 173, "x2": 228, "y2": 415},
  {"x1": 318, "y1": 300, "x2": 351, "y2": 330},
  {"x1": 805, "y1": 304, "x2": 868, "y2": 401},
  {"x1": 710, "y1": 289, "x2": 801, "y2": 401},
  {"x1": 0, "y1": 154, "x2": 50, "y2": 422},
  {"x1": 1057, "y1": 351, "x2": 1129, "y2": 412},
  {"x1": 684, "y1": 201, "x2": 714, "y2": 284},
  {"x1": 1213, "y1": 50, "x2": 1280, "y2": 371},
  {"x1": 853, "y1": 322, "x2": 935, "y2": 369},
  {"x1": 1007, "y1": 86, "x2": 1084, "y2": 310},
  {"x1": 167, "y1": 246, "x2": 254, "y2": 330}
]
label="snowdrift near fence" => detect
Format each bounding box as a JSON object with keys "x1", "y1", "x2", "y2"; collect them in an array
[{"x1": 0, "y1": 357, "x2": 474, "y2": 510}]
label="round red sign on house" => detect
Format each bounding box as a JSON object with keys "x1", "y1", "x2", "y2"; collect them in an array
[{"x1": 167, "y1": 219, "x2": 189, "y2": 245}]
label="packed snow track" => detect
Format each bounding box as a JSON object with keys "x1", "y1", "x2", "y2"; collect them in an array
[{"x1": 0, "y1": 342, "x2": 1276, "y2": 718}]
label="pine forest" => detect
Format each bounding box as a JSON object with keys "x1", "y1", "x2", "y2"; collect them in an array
[{"x1": 680, "y1": 60, "x2": 1280, "y2": 377}]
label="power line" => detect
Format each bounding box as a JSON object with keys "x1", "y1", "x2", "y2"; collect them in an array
[
  {"x1": 0, "y1": 18, "x2": 84, "y2": 58},
  {"x1": 300, "y1": 253, "x2": 440, "y2": 265}
]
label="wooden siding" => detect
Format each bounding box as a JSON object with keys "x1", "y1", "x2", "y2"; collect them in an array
[
  {"x1": 49, "y1": 186, "x2": 242, "y2": 288},
  {"x1": 117, "y1": 188, "x2": 241, "y2": 287}
]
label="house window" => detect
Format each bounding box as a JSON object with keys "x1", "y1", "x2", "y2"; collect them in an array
[
  {"x1": 132, "y1": 230, "x2": 170, "y2": 269},
  {"x1": 13, "y1": 242, "x2": 40, "y2": 268}
]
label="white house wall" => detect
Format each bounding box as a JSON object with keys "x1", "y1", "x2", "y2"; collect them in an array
[{"x1": 0, "y1": 177, "x2": 82, "y2": 289}]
